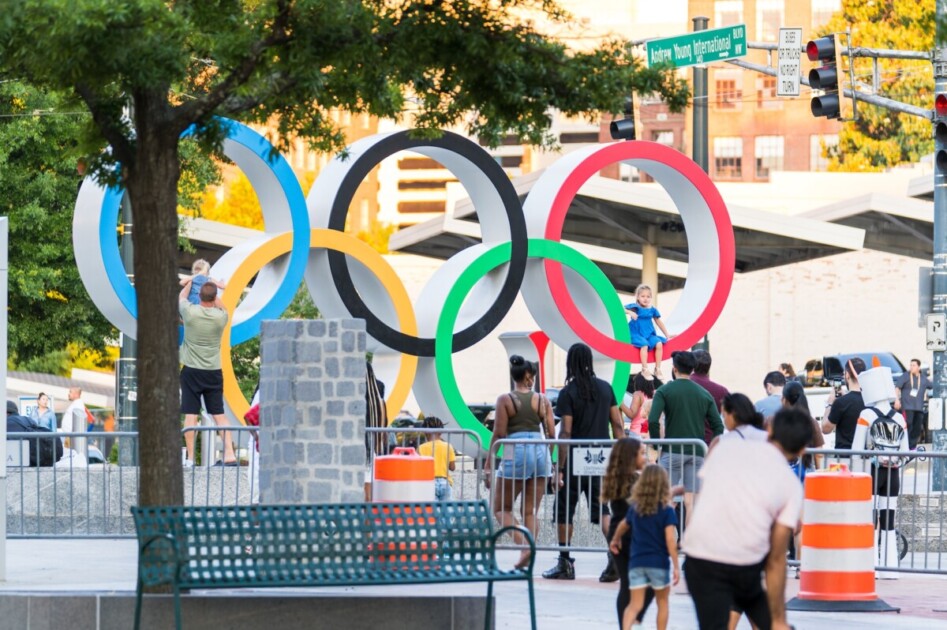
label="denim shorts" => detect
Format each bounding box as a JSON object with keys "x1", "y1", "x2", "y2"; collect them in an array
[
  {"x1": 628, "y1": 566, "x2": 671, "y2": 590},
  {"x1": 497, "y1": 432, "x2": 551, "y2": 479},
  {"x1": 434, "y1": 477, "x2": 452, "y2": 501}
]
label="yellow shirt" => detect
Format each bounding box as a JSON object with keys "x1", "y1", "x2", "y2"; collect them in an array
[{"x1": 418, "y1": 439, "x2": 456, "y2": 485}]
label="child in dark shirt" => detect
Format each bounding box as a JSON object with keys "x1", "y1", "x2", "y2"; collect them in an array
[{"x1": 610, "y1": 464, "x2": 680, "y2": 630}]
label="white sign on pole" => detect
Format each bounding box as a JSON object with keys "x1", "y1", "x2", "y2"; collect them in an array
[
  {"x1": 927, "y1": 312, "x2": 947, "y2": 350},
  {"x1": 777, "y1": 28, "x2": 803, "y2": 96}
]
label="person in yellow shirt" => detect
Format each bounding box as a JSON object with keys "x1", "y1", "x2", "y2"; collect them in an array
[{"x1": 418, "y1": 416, "x2": 456, "y2": 500}]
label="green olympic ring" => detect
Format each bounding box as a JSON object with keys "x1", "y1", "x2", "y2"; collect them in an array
[{"x1": 435, "y1": 238, "x2": 632, "y2": 447}]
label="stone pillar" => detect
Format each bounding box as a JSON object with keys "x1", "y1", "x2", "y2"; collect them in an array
[{"x1": 258, "y1": 319, "x2": 367, "y2": 504}]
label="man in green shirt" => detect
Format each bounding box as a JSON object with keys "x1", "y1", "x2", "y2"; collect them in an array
[
  {"x1": 648, "y1": 351, "x2": 723, "y2": 522},
  {"x1": 179, "y1": 279, "x2": 237, "y2": 466}
]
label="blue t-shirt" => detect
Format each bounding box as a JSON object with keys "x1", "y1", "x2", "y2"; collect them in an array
[
  {"x1": 625, "y1": 305, "x2": 661, "y2": 339},
  {"x1": 625, "y1": 503, "x2": 678, "y2": 569},
  {"x1": 187, "y1": 274, "x2": 209, "y2": 305}
]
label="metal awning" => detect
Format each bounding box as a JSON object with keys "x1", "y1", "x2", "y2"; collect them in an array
[
  {"x1": 800, "y1": 193, "x2": 932, "y2": 260},
  {"x1": 389, "y1": 171, "x2": 865, "y2": 293}
]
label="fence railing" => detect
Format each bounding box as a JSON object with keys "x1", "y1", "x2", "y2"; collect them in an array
[
  {"x1": 365, "y1": 426, "x2": 485, "y2": 501},
  {"x1": 803, "y1": 447, "x2": 947, "y2": 575},
  {"x1": 485, "y1": 437, "x2": 707, "y2": 553},
  {"x1": 6, "y1": 426, "x2": 261, "y2": 538}
]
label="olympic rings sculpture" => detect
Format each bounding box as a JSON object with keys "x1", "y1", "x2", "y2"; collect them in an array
[{"x1": 74, "y1": 118, "x2": 735, "y2": 446}]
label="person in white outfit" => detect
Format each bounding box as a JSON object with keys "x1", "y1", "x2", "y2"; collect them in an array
[
  {"x1": 61, "y1": 387, "x2": 88, "y2": 458},
  {"x1": 851, "y1": 367, "x2": 910, "y2": 578}
]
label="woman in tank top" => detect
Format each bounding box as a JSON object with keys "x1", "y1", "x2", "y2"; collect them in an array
[{"x1": 484, "y1": 354, "x2": 557, "y2": 570}]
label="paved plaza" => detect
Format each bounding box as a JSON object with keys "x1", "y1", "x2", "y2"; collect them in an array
[{"x1": 3, "y1": 539, "x2": 945, "y2": 629}]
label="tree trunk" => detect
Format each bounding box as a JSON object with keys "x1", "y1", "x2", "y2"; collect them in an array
[{"x1": 125, "y1": 96, "x2": 184, "y2": 507}]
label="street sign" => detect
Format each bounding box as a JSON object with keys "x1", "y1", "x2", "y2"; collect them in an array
[
  {"x1": 646, "y1": 24, "x2": 747, "y2": 69},
  {"x1": 777, "y1": 28, "x2": 803, "y2": 96},
  {"x1": 928, "y1": 313, "x2": 947, "y2": 351}
]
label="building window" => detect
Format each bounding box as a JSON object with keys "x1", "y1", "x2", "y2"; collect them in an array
[
  {"x1": 714, "y1": 137, "x2": 743, "y2": 179},
  {"x1": 560, "y1": 131, "x2": 600, "y2": 144},
  {"x1": 756, "y1": 0, "x2": 784, "y2": 42},
  {"x1": 714, "y1": 1, "x2": 743, "y2": 27},
  {"x1": 652, "y1": 130, "x2": 674, "y2": 146},
  {"x1": 398, "y1": 157, "x2": 442, "y2": 170},
  {"x1": 810, "y1": 134, "x2": 839, "y2": 171},
  {"x1": 498, "y1": 155, "x2": 523, "y2": 168},
  {"x1": 397, "y1": 201, "x2": 445, "y2": 214},
  {"x1": 715, "y1": 71, "x2": 742, "y2": 110},
  {"x1": 812, "y1": 0, "x2": 842, "y2": 29},
  {"x1": 756, "y1": 76, "x2": 780, "y2": 109},
  {"x1": 755, "y1": 136, "x2": 784, "y2": 178}
]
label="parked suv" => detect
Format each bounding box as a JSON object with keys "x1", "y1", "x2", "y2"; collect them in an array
[{"x1": 821, "y1": 352, "x2": 907, "y2": 386}]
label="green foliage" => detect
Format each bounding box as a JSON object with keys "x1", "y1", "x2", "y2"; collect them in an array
[
  {"x1": 0, "y1": 81, "x2": 114, "y2": 363},
  {"x1": 822, "y1": 0, "x2": 934, "y2": 171}
]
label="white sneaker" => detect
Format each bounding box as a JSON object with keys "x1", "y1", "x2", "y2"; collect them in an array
[{"x1": 183, "y1": 459, "x2": 194, "y2": 469}]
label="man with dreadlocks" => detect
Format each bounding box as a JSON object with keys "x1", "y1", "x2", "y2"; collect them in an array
[{"x1": 543, "y1": 343, "x2": 624, "y2": 581}]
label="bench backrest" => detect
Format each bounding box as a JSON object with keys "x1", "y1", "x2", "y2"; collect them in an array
[{"x1": 132, "y1": 500, "x2": 497, "y2": 586}]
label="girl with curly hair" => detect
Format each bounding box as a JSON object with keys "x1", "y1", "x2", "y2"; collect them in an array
[
  {"x1": 610, "y1": 464, "x2": 680, "y2": 630},
  {"x1": 601, "y1": 437, "x2": 653, "y2": 628}
]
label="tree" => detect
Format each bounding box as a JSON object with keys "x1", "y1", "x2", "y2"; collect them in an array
[
  {"x1": 822, "y1": 0, "x2": 934, "y2": 171},
  {"x1": 0, "y1": 81, "x2": 115, "y2": 364},
  {"x1": 0, "y1": 0, "x2": 689, "y2": 507}
]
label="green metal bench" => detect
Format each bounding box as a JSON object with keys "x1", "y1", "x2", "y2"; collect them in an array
[{"x1": 131, "y1": 500, "x2": 535, "y2": 630}]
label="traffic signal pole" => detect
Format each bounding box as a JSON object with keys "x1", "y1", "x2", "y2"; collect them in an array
[{"x1": 933, "y1": 1, "x2": 947, "y2": 424}]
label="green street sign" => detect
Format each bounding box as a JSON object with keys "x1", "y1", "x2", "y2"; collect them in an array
[{"x1": 646, "y1": 24, "x2": 747, "y2": 69}]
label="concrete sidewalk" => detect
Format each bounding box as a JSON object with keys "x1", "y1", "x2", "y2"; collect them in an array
[{"x1": 2, "y1": 539, "x2": 946, "y2": 629}]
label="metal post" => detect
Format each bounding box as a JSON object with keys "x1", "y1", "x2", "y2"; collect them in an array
[
  {"x1": 116, "y1": 194, "x2": 138, "y2": 465},
  {"x1": 932, "y1": 0, "x2": 947, "y2": 491},
  {"x1": 691, "y1": 16, "x2": 710, "y2": 353},
  {"x1": 692, "y1": 16, "x2": 709, "y2": 173},
  {"x1": 0, "y1": 217, "x2": 8, "y2": 580}
]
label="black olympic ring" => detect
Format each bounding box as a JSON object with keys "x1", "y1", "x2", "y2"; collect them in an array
[{"x1": 325, "y1": 130, "x2": 527, "y2": 356}]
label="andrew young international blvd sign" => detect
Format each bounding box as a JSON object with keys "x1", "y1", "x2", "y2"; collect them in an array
[{"x1": 646, "y1": 24, "x2": 747, "y2": 69}]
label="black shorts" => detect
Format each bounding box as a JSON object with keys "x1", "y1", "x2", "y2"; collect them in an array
[
  {"x1": 554, "y1": 471, "x2": 608, "y2": 525},
  {"x1": 180, "y1": 366, "x2": 224, "y2": 415}
]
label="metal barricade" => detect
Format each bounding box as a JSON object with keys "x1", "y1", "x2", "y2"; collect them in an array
[
  {"x1": 181, "y1": 425, "x2": 259, "y2": 508},
  {"x1": 486, "y1": 437, "x2": 707, "y2": 553},
  {"x1": 799, "y1": 447, "x2": 947, "y2": 575},
  {"x1": 6, "y1": 431, "x2": 140, "y2": 538},
  {"x1": 365, "y1": 426, "x2": 485, "y2": 501}
]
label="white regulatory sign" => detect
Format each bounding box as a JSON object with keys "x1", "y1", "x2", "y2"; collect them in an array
[
  {"x1": 927, "y1": 313, "x2": 947, "y2": 351},
  {"x1": 777, "y1": 28, "x2": 803, "y2": 97}
]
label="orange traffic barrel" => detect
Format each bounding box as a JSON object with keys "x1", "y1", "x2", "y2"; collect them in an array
[
  {"x1": 370, "y1": 448, "x2": 438, "y2": 568},
  {"x1": 787, "y1": 465, "x2": 898, "y2": 613},
  {"x1": 372, "y1": 446, "x2": 435, "y2": 502}
]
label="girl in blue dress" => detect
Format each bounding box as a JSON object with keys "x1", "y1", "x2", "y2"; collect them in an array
[{"x1": 625, "y1": 285, "x2": 670, "y2": 379}]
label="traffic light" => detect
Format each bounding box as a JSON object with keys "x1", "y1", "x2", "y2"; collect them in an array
[
  {"x1": 609, "y1": 95, "x2": 636, "y2": 141},
  {"x1": 807, "y1": 34, "x2": 852, "y2": 120},
  {"x1": 936, "y1": 93, "x2": 947, "y2": 182}
]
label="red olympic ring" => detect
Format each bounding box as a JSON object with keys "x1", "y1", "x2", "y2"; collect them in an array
[{"x1": 542, "y1": 141, "x2": 735, "y2": 361}]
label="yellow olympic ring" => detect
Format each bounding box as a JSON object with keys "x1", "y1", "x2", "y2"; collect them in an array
[{"x1": 220, "y1": 229, "x2": 418, "y2": 421}]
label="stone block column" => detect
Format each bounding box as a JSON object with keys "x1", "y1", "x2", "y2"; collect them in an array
[{"x1": 257, "y1": 319, "x2": 367, "y2": 504}]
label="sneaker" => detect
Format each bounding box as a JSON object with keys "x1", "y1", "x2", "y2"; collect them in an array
[
  {"x1": 183, "y1": 459, "x2": 194, "y2": 469},
  {"x1": 599, "y1": 558, "x2": 620, "y2": 583},
  {"x1": 542, "y1": 556, "x2": 575, "y2": 580}
]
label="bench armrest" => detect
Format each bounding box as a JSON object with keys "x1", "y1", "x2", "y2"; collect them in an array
[
  {"x1": 491, "y1": 525, "x2": 536, "y2": 573},
  {"x1": 138, "y1": 533, "x2": 183, "y2": 587}
]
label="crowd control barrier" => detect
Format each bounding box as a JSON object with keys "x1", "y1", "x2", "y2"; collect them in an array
[
  {"x1": 787, "y1": 465, "x2": 898, "y2": 612},
  {"x1": 486, "y1": 437, "x2": 707, "y2": 552}
]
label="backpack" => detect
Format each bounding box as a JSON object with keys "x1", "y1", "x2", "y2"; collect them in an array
[
  {"x1": 865, "y1": 406, "x2": 907, "y2": 468},
  {"x1": 7, "y1": 414, "x2": 63, "y2": 467}
]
